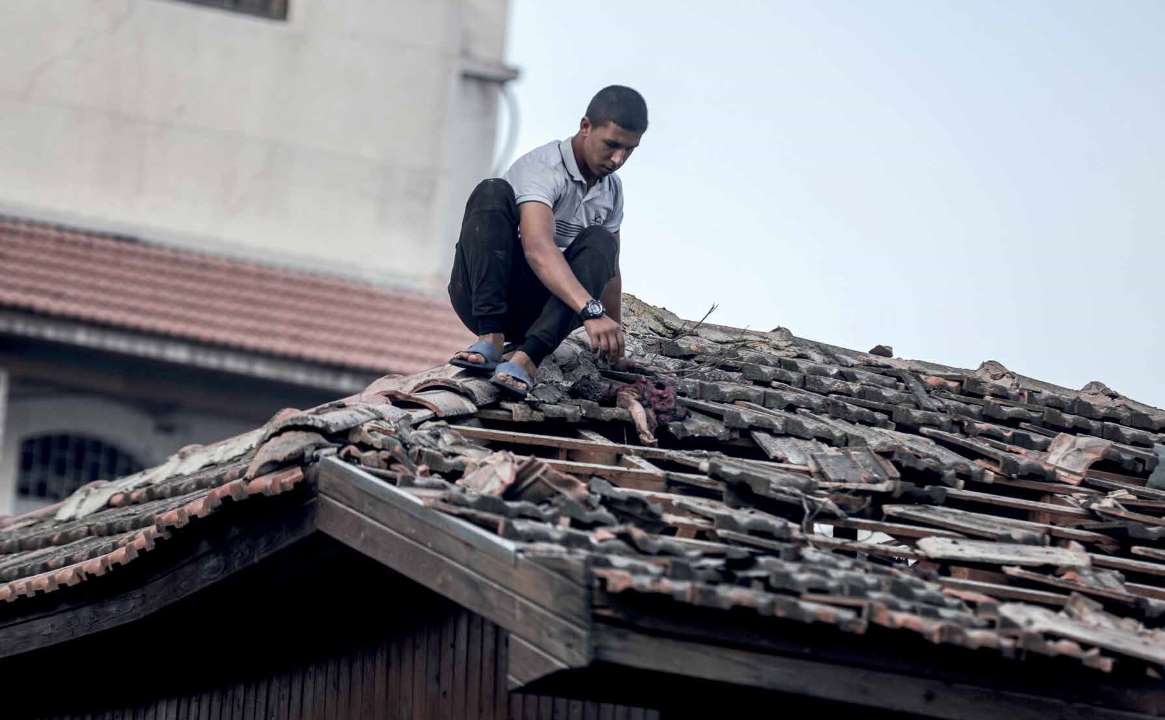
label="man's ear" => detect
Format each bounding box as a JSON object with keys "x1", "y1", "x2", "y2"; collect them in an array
[{"x1": 579, "y1": 116, "x2": 592, "y2": 137}]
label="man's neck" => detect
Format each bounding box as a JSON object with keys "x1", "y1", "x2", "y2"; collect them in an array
[{"x1": 571, "y1": 134, "x2": 599, "y2": 188}]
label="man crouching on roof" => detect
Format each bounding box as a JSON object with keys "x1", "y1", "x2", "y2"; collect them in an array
[{"x1": 446, "y1": 85, "x2": 647, "y2": 398}]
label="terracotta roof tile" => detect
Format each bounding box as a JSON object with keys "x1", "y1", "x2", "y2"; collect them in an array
[
  {"x1": 0, "y1": 217, "x2": 472, "y2": 374},
  {"x1": 4, "y1": 296, "x2": 1165, "y2": 700}
]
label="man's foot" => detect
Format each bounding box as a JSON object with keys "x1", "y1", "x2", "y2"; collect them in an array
[
  {"x1": 491, "y1": 351, "x2": 538, "y2": 397},
  {"x1": 450, "y1": 334, "x2": 505, "y2": 371}
]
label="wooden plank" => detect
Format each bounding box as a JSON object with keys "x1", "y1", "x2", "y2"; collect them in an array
[
  {"x1": 300, "y1": 659, "x2": 318, "y2": 720},
  {"x1": 254, "y1": 677, "x2": 270, "y2": 720},
  {"x1": 916, "y1": 538, "x2": 1090, "y2": 568},
  {"x1": 276, "y1": 670, "x2": 293, "y2": 720},
  {"x1": 309, "y1": 657, "x2": 329, "y2": 720},
  {"x1": 1093, "y1": 505, "x2": 1165, "y2": 527},
  {"x1": 981, "y1": 476, "x2": 1103, "y2": 496},
  {"x1": 508, "y1": 635, "x2": 570, "y2": 688},
  {"x1": 232, "y1": 681, "x2": 246, "y2": 720},
  {"x1": 663, "y1": 472, "x2": 723, "y2": 494},
  {"x1": 1132, "y1": 546, "x2": 1165, "y2": 562},
  {"x1": 289, "y1": 664, "x2": 305, "y2": 720},
  {"x1": 365, "y1": 645, "x2": 378, "y2": 720},
  {"x1": 1127, "y1": 582, "x2": 1165, "y2": 601},
  {"x1": 457, "y1": 425, "x2": 807, "y2": 476},
  {"x1": 206, "y1": 685, "x2": 222, "y2": 720},
  {"x1": 1086, "y1": 474, "x2": 1165, "y2": 499},
  {"x1": 885, "y1": 500, "x2": 1113, "y2": 547},
  {"x1": 453, "y1": 610, "x2": 469, "y2": 720},
  {"x1": 1090, "y1": 553, "x2": 1165, "y2": 579},
  {"x1": 325, "y1": 655, "x2": 341, "y2": 720},
  {"x1": 937, "y1": 577, "x2": 1069, "y2": 606},
  {"x1": 375, "y1": 637, "x2": 389, "y2": 720},
  {"x1": 257, "y1": 678, "x2": 271, "y2": 720},
  {"x1": 429, "y1": 615, "x2": 444, "y2": 719},
  {"x1": 398, "y1": 632, "x2": 413, "y2": 720},
  {"x1": 466, "y1": 613, "x2": 483, "y2": 720},
  {"x1": 808, "y1": 535, "x2": 923, "y2": 560},
  {"x1": 413, "y1": 625, "x2": 428, "y2": 720},
  {"x1": 481, "y1": 621, "x2": 497, "y2": 720},
  {"x1": 319, "y1": 458, "x2": 587, "y2": 620},
  {"x1": 882, "y1": 504, "x2": 1116, "y2": 549},
  {"x1": 833, "y1": 516, "x2": 965, "y2": 540},
  {"x1": 942, "y1": 487, "x2": 1092, "y2": 519},
  {"x1": 542, "y1": 459, "x2": 665, "y2": 491},
  {"x1": 494, "y1": 625, "x2": 509, "y2": 720},
  {"x1": 712, "y1": 529, "x2": 791, "y2": 553},
  {"x1": 594, "y1": 625, "x2": 1149, "y2": 720},
  {"x1": 347, "y1": 648, "x2": 364, "y2": 720},
  {"x1": 1002, "y1": 567, "x2": 1139, "y2": 604},
  {"x1": 241, "y1": 678, "x2": 256, "y2": 720}
]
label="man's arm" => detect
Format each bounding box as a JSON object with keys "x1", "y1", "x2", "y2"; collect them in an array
[
  {"x1": 519, "y1": 202, "x2": 591, "y2": 312},
  {"x1": 519, "y1": 202, "x2": 624, "y2": 358}
]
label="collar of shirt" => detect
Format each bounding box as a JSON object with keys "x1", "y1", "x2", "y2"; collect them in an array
[{"x1": 558, "y1": 137, "x2": 586, "y2": 184}]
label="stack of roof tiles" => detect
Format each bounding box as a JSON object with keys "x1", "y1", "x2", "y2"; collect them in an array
[{"x1": 2, "y1": 296, "x2": 1164, "y2": 679}]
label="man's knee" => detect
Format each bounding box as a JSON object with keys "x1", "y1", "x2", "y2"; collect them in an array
[
  {"x1": 570, "y1": 226, "x2": 619, "y2": 271},
  {"x1": 467, "y1": 178, "x2": 515, "y2": 210}
]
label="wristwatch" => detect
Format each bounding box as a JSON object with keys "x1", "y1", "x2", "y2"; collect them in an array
[{"x1": 579, "y1": 298, "x2": 605, "y2": 321}]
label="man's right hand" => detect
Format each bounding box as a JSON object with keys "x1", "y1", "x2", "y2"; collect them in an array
[{"x1": 583, "y1": 315, "x2": 625, "y2": 360}]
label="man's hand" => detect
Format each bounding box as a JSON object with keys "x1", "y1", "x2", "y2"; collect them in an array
[{"x1": 584, "y1": 315, "x2": 625, "y2": 360}]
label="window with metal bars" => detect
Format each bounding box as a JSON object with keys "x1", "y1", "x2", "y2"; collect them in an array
[
  {"x1": 17, "y1": 434, "x2": 144, "y2": 503},
  {"x1": 166, "y1": 0, "x2": 288, "y2": 21}
]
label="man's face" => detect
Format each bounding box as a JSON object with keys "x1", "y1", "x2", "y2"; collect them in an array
[{"x1": 578, "y1": 118, "x2": 643, "y2": 179}]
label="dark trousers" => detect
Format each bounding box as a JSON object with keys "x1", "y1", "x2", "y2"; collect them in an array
[{"x1": 447, "y1": 179, "x2": 618, "y2": 366}]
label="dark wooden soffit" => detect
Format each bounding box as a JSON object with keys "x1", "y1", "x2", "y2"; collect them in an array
[
  {"x1": 315, "y1": 457, "x2": 593, "y2": 684},
  {"x1": 0, "y1": 493, "x2": 318, "y2": 660},
  {"x1": 592, "y1": 623, "x2": 1164, "y2": 720}
]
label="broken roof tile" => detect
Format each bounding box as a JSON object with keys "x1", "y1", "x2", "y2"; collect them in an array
[{"x1": 4, "y1": 295, "x2": 1165, "y2": 681}]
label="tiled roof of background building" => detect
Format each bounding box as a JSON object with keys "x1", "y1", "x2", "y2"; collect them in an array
[
  {"x1": 2, "y1": 296, "x2": 1164, "y2": 710},
  {"x1": 0, "y1": 216, "x2": 471, "y2": 374}
]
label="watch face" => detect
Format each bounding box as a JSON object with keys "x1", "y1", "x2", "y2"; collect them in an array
[{"x1": 584, "y1": 299, "x2": 604, "y2": 318}]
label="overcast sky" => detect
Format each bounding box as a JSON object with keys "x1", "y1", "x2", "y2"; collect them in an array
[{"x1": 499, "y1": 0, "x2": 1164, "y2": 407}]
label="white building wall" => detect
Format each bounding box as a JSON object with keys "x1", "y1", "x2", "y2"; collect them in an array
[
  {"x1": 0, "y1": 0, "x2": 511, "y2": 288},
  {"x1": 0, "y1": 392, "x2": 252, "y2": 516}
]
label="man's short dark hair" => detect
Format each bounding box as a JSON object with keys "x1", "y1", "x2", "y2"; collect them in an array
[{"x1": 585, "y1": 86, "x2": 648, "y2": 133}]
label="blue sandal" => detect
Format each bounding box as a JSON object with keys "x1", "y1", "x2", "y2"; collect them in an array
[
  {"x1": 490, "y1": 361, "x2": 533, "y2": 399},
  {"x1": 450, "y1": 339, "x2": 503, "y2": 372}
]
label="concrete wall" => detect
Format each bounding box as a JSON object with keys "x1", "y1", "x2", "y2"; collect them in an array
[
  {"x1": 0, "y1": 0, "x2": 511, "y2": 288},
  {"x1": 0, "y1": 389, "x2": 252, "y2": 516}
]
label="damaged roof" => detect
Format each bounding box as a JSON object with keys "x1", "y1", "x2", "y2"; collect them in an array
[
  {"x1": 2, "y1": 296, "x2": 1165, "y2": 711},
  {"x1": 0, "y1": 216, "x2": 471, "y2": 374}
]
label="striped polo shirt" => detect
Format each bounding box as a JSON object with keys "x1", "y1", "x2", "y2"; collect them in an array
[{"x1": 503, "y1": 137, "x2": 624, "y2": 249}]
